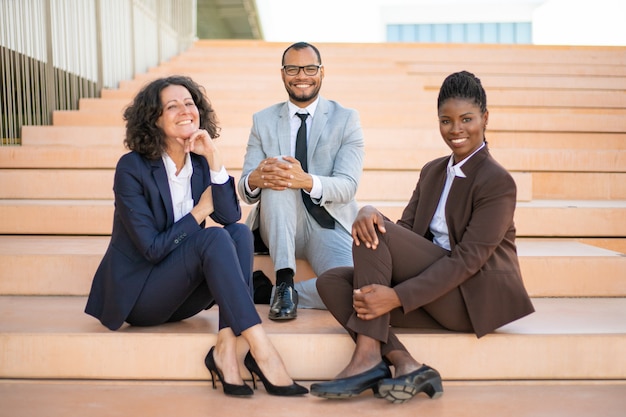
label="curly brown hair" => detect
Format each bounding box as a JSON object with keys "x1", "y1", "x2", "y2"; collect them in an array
[{"x1": 122, "y1": 76, "x2": 220, "y2": 159}]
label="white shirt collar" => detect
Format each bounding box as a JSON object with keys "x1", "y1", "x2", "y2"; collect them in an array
[
  {"x1": 162, "y1": 152, "x2": 192, "y2": 180},
  {"x1": 288, "y1": 97, "x2": 319, "y2": 118},
  {"x1": 446, "y1": 141, "x2": 485, "y2": 178}
]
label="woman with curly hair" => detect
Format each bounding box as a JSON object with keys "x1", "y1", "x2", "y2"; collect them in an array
[{"x1": 85, "y1": 76, "x2": 307, "y2": 397}]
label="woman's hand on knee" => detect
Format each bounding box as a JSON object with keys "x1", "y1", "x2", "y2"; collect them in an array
[
  {"x1": 353, "y1": 285, "x2": 401, "y2": 320},
  {"x1": 352, "y1": 206, "x2": 386, "y2": 249}
]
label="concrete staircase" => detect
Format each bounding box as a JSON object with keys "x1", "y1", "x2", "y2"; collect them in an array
[{"x1": 1, "y1": 40, "x2": 625, "y2": 416}]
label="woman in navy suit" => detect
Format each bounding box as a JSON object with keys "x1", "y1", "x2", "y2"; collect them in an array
[
  {"x1": 310, "y1": 71, "x2": 534, "y2": 403},
  {"x1": 85, "y1": 76, "x2": 307, "y2": 397}
]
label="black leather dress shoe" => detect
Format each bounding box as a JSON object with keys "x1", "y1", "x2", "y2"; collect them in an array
[
  {"x1": 377, "y1": 364, "x2": 443, "y2": 404},
  {"x1": 268, "y1": 282, "x2": 298, "y2": 320},
  {"x1": 309, "y1": 361, "x2": 391, "y2": 399}
]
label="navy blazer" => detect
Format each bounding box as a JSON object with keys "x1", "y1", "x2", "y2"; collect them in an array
[{"x1": 85, "y1": 151, "x2": 241, "y2": 330}]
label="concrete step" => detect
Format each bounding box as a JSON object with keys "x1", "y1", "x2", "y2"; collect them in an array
[
  {"x1": 50, "y1": 107, "x2": 626, "y2": 132},
  {"x1": 161, "y1": 42, "x2": 626, "y2": 69},
  {"x1": 80, "y1": 85, "x2": 626, "y2": 110},
  {"x1": 433, "y1": 87, "x2": 626, "y2": 109},
  {"x1": 0, "y1": 164, "x2": 608, "y2": 201},
  {"x1": 377, "y1": 199, "x2": 626, "y2": 238},
  {"x1": 50, "y1": 108, "x2": 427, "y2": 129},
  {"x1": 0, "y1": 156, "x2": 621, "y2": 201},
  {"x1": 1, "y1": 296, "x2": 625, "y2": 381},
  {"x1": 472, "y1": 73, "x2": 626, "y2": 90},
  {"x1": 1, "y1": 379, "x2": 625, "y2": 417},
  {"x1": 147, "y1": 56, "x2": 626, "y2": 81},
  {"x1": 0, "y1": 168, "x2": 531, "y2": 201},
  {"x1": 103, "y1": 73, "x2": 626, "y2": 102},
  {"x1": 109, "y1": 67, "x2": 626, "y2": 95},
  {"x1": 369, "y1": 148, "x2": 626, "y2": 173},
  {"x1": 3, "y1": 164, "x2": 618, "y2": 203},
  {"x1": 4, "y1": 142, "x2": 625, "y2": 179},
  {"x1": 1, "y1": 199, "x2": 625, "y2": 236},
  {"x1": 0, "y1": 236, "x2": 623, "y2": 298},
  {"x1": 411, "y1": 66, "x2": 626, "y2": 88},
  {"x1": 100, "y1": 79, "x2": 415, "y2": 101},
  {"x1": 19, "y1": 125, "x2": 626, "y2": 151},
  {"x1": 121, "y1": 73, "x2": 419, "y2": 98},
  {"x1": 192, "y1": 39, "x2": 626, "y2": 67},
  {"x1": 0, "y1": 145, "x2": 124, "y2": 168}
]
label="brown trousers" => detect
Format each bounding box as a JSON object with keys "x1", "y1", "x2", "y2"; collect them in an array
[{"x1": 316, "y1": 220, "x2": 473, "y2": 356}]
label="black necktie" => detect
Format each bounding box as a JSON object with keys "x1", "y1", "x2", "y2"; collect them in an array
[{"x1": 295, "y1": 113, "x2": 335, "y2": 229}]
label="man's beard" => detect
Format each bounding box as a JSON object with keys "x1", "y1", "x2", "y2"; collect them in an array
[{"x1": 286, "y1": 84, "x2": 321, "y2": 103}]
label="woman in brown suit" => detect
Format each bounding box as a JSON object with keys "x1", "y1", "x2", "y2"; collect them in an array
[{"x1": 310, "y1": 71, "x2": 534, "y2": 403}]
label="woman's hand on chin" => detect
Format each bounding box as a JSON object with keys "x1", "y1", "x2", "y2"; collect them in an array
[{"x1": 180, "y1": 129, "x2": 223, "y2": 170}]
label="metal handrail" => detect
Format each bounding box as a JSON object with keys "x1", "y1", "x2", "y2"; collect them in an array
[{"x1": 0, "y1": 0, "x2": 196, "y2": 144}]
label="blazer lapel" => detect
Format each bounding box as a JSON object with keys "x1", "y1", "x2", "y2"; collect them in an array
[
  {"x1": 414, "y1": 158, "x2": 448, "y2": 235},
  {"x1": 308, "y1": 97, "x2": 329, "y2": 161},
  {"x1": 446, "y1": 146, "x2": 489, "y2": 208},
  {"x1": 190, "y1": 154, "x2": 205, "y2": 203},
  {"x1": 151, "y1": 158, "x2": 175, "y2": 225},
  {"x1": 277, "y1": 104, "x2": 292, "y2": 156}
]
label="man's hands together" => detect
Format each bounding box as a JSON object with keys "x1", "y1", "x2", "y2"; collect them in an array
[{"x1": 248, "y1": 156, "x2": 313, "y2": 192}]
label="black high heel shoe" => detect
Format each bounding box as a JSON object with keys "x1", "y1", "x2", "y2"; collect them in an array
[
  {"x1": 376, "y1": 364, "x2": 443, "y2": 404},
  {"x1": 204, "y1": 347, "x2": 254, "y2": 397},
  {"x1": 243, "y1": 351, "x2": 309, "y2": 396}
]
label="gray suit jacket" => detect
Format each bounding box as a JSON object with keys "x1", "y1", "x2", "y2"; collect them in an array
[{"x1": 237, "y1": 96, "x2": 365, "y2": 231}]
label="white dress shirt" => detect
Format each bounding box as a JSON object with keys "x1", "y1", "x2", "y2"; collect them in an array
[
  {"x1": 162, "y1": 152, "x2": 229, "y2": 222},
  {"x1": 429, "y1": 142, "x2": 485, "y2": 250}
]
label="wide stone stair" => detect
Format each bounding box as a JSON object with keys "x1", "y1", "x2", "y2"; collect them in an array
[{"x1": 1, "y1": 40, "x2": 625, "y2": 416}]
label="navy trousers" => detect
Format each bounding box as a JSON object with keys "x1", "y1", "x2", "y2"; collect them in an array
[{"x1": 126, "y1": 223, "x2": 261, "y2": 336}]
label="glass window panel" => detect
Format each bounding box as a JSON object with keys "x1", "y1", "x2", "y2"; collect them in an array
[
  {"x1": 466, "y1": 23, "x2": 482, "y2": 43},
  {"x1": 418, "y1": 24, "x2": 432, "y2": 42},
  {"x1": 401, "y1": 24, "x2": 416, "y2": 41},
  {"x1": 483, "y1": 23, "x2": 498, "y2": 43},
  {"x1": 516, "y1": 22, "x2": 532, "y2": 43},
  {"x1": 499, "y1": 23, "x2": 515, "y2": 43},
  {"x1": 433, "y1": 24, "x2": 448, "y2": 42},
  {"x1": 386, "y1": 22, "x2": 533, "y2": 44},
  {"x1": 387, "y1": 24, "x2": 400, "y2": 42},
  {"x1": 450, "y1": 23, "x2": 465, "y2": 42}
]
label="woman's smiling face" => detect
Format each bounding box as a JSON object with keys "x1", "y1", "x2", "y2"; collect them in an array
[
  {"x1": 156, "y1": 84, "x2": 200, "y2": 142},
  {"x1": 438, "y1": 97, "x2": 489, "y2": 163}
]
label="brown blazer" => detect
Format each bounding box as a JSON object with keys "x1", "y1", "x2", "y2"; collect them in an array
[{"x1": 394, "y1": 145, "x2": 534, "y2": 337}]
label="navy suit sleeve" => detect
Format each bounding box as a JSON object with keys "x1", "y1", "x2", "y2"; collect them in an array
[{"x1": 208, "y1": 176, "x2": 242, "y2": 225}]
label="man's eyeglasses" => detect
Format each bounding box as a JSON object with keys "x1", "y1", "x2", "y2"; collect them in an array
[{"x1": 282, "y1": 65, "x2": 322, "y2": 76}]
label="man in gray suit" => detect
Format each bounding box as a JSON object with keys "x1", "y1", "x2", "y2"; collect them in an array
[{"x1": 238, "y1": 42, "x2": 365, "y2": 321}]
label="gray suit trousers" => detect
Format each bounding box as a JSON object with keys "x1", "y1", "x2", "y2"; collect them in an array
[{"x1": 257, "y1": 188, "x2": 354, "y2": 309}]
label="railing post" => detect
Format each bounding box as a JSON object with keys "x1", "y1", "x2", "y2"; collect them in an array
[
  {"x1": 129, "y1": 0, "x2": 136, "y2": 77},
  {"x1": 94, "y1": 0, "x2": 103, "y2": 94},
  {"x1": 44, "y1": 0, "x2": 55, "y2": 124},
  {"x1": 156, "y1": 0, "x2": 162, "y2": 64}
]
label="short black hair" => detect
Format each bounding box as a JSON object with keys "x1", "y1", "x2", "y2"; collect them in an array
[
  {"x1": 437, "y1": 71, "x2": 487, "y2": 113},
  {"x1": 122, "y1": 76, "x2": 220, "y2": 160},
  {"x1": 281, "y1": 42, "x2": 322, "y2": 65}
]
